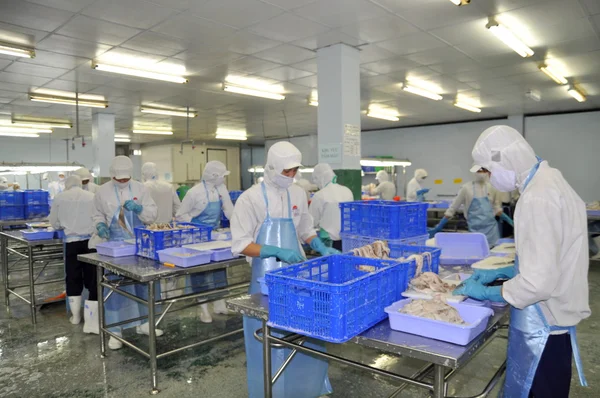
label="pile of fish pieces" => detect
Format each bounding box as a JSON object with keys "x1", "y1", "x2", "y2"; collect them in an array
[{"x1": 399, "y1": 298, "x2": 465, "y2": 325}]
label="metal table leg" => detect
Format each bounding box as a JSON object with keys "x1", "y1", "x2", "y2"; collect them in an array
[
  {"x1": 97, "y1": 265, "x2": 106, "y2": 358},
  {"x1": 148, "y1": 280, "x2": 159, "y2": 395},
  {"x1": 433, "y1": 364, "x2": 447, "y2": 398},
  {"x1": 28, "y1": 246, "x2": 36, "y2": 324},
  {"x1": 263, "y1": 320, "x2": 272, "y2": 398},
  {"x1": 2, "y1": 235, "x2": 9, "y2": 305}
]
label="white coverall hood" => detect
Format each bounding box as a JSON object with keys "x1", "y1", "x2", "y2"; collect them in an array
[
  {"x1": 415, "y1": 169, "x2": 428, "y2": 181},
  {"x1": 375, "y1": 170, "x2": 389, "y2": 183},
  {"x1": 312, "y1": 163, "x2": 336, "y2": 190},
  {"x1": 471, "y1": 125, "x2": 537, "y2": 192},
  {"x1": 202, "y1": 161, "x2": 230, "y2": 186},
  {"x1": 0, "y1": 177, "x2": 7, "y2": 183},
  {"x1": 142, "y1": 162, "x2": 158, "y2": 182},
  {"x1": 264, "y1": 142, "x2": 302, "y2": 188},
  {"x1": 65, "y1": 175, "x2": 82, "y2": 190},
  {"x1": 109, "y1": 156, "x2": 133, "y2": 180},
  {"x1": 74, "y1": 167, "x2": 92, "y2": 182}
]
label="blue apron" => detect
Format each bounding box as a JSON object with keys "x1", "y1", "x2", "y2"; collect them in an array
[
  {"x1": 104, "y1": 184, "x2": 159, "y2": 331},
  {"x1": 503, "y1": 159, "x2": 587, "y2": 397},
  {"x1": 243, "y1": 182, "x2": 331, "y2": 398},
  {"x1": 189, "y1": 181, "x2": 227, "y2": 293},
  {"x1": 467, "y1": 182, "x2": 500, "y2": 247}
]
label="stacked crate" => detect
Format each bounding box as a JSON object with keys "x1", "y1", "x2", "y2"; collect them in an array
[
  {"x1": 0, "y1": 191, "x2": 25, "y2": 221},
  {"x1": 221, "y1": 190, "x2": 243, "y2": 228}
]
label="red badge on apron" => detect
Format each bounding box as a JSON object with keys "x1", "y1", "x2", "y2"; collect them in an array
[{"x1": 292, "y1": 205, "x2": 300, "y2": 217}]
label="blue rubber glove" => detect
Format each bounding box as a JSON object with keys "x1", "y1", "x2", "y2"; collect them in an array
[
  {"x1": 428, "y1": 217, "x2": 448, "y2": 238},
  {"x1": 310, "y1": 237, "x2": 341, "y2": 256},
  {"x1": 260, "y1": 245, "x2": 304, "y2": 264},
  {"x1": 97, "y1": 222, "x2": 110, "y2": 239},
  {"x1": 471, "y1": 266, "x2": 515, "y2": 285},
  {"x1": 319, "y1": 229, "x2": 333, "y2": 248},
  {"x1": 416, "y1": 188, "x2": 430, "y2": 195},
  {"x1": 123, "y1": 200, "x2": 143, "y2": 214},
  {"x1": 453, "y1": 278, "x2": 505, "y2": 303},
  {"x1": 499, "y1": 212, "x2": 514, "y2": 227}
]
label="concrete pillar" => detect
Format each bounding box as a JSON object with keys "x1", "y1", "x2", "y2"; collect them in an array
[
  {"x1": 317, "y1": 43, "x2": 362, "y2": 199},
  {"x1": 507, "y1": 114, "x2": 525, "y2": 136},
  {"x1": 92, "y1": 113, "x2": 115, "y2": 179},
  {"x1": 129, "y1": 143, "x2": 142, "y2": 181}
]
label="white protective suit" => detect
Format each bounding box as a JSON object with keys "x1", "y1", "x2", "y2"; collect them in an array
[
  {"x1": 49, "y1": 176, "x2": 95, "y2": 243},
  {"x1": 371, "y1": 170, "x2": 396, "y2": 200},
  {"x1": 142, "y1": 162, "x2": 180, "y2": 224},
  {"x1": 471, "y1": 125, "x2": 590, "y2": 327},
  {"x1": 309, "y1": 163, "x2": 353, "y2": 241},
  {"x1": 74, "y1": 167, "x2": 99, "y2": 194},
  {"x1": 175, "y1": 161, "x2": 234, "y2": 223},
  {"x1": 48, "y1": 172, "x2": 66, "y2": 199},
  {"x1": 90, "y1": 157, "x2": 158, "y2": 249},
  {"x1": 406, "y1": 168, "x2": 428, "y2": 202},
  {"x1": 445, "y1": 176, "x2": 502, "y2": 220},
  {"x1": 294, "y1": 170, "x2": 316, "y2": 202},
  {"x1": 231, "y1": 141, "x2": 316, "y2": 257},
  {"x1": 0, "y1": 177, "x2": 8, "y2": 191}
]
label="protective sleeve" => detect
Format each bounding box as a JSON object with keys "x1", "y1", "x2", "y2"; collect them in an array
[
  {"x1": 445, "y1": 185, "x2": 467, "y2": 218},
  {"x1": 308, "y1": 193, "x2": 324, "y2": 228},
  {"x1": 92, "y1": 189, "x2": 108, "y2": 227},
  {"x1": 49, "y1": 198, "x2": 61, "y2": 230},
  {"x1": 230, "y1": 193, "x2": 258, "y2": 256},
  {"x1": 171, "y1": 188, "x2": 181, "y2": 218},
  {"x1": 137, "y1": 186, "x2": 158, "y2": 224},
  {"x1": 217, "y1": 184, "x2": 234, "y2": 220},
  {"x1": 296, "y1": 193, "x2": 317, "y2": 242}
]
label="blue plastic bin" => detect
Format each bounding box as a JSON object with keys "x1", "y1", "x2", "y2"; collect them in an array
[
  {"x1": 23, "y1": 190, "x2": 49, "y2": 205},
  {"x1": 96, "y1": 241, "x2": 137, "y2": 257},
  {"x1": 210, "y1": 248, "x2": 235, "y2": 262},
  {"x1": 265, "y1": 254, "x2": 413, "y2": 343},
  {"x1": 157, "y1": 247, "x2": 212, "y2": 267},
  {"x1": 135, "y1": 227, "x2": 182, "y2": 260},
  {"x1": 175, "y1": 222, "x2": 212, "y2": 246},
  {"x1": 229, "y1": 190, "x2": 243, "y2": 202},
  {"x1": 0, "y1": 205, "x2": 25, "y2": 221},
  {"x1": 25, "y1": 204, "x2": 50, "y2": 219},
  {"x1": 21, "y1": 229, "x2": 55, "y2": 240},
  {"x1": 341, "y1": 233, "x2": 428, "y2": 253},
  {"x1": 495, "y1": 238, "x2": 515, "y2": 246},
  {"x1": 54, "y1": 230, "x2": 66, "y2": 240},
  {"x1": 388, "y1": 244, "x2": 442, "y2": 286},
  {"x1": 0, "y1": 190, "x2": 24, "y2": 206},
  {"x1": 436, "y1": 232, "x2": 490, "y2": 265}
]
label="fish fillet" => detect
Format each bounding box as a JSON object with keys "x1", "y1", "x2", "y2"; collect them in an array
[{"x1": 400, "y1": 299, "x2": 465, "y2": 325}]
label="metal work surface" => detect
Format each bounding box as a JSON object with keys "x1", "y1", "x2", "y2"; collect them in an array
[
  {"x1": 0, "y1": 218, "x2": 47, "y2": 228},
  {"x1": 227, "y1": 293, "x2": 269, "y2": 321},
  {"x1": 78, "y1": 252, "x2": 247, "y2": 282},
  {"x1": 0, "y1": 229, "x2": 63, "y2": 247}
]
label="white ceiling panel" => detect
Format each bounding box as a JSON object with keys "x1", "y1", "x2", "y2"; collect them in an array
[
  {"x1": 37, "y1": 34, "x2": 112, "y2": 59},
  {"x1": 257, "y1": 66, "x2": 313, "y2": 82},
  {"x1": 253, "y1": 44, "x2": 315, "y2": 64},
  {"x1": 288, "y1": 74, "x2": 318, "y2": 87},
  {"x1": 224, "y1": 32, "x2": 282, "y2": 55},
  {"x1": 377, "y1": 32, "x2": 448, "y2": 56},
  {"x1": 41, "y1": 79, "x2": 99, "y2": 93},
  {"x1": 121, "y1": 32, "x2": 188, "y2": 57},
  {"x1": 0, "y1": 59, "x2": 12, "y2": 69},
  {"x1": 227, "y1": 56, "x2": 282, "y2": 74},
  {"x1": 293, "y1": 0, "x2": 388, "y2": 29},
  {"x1": 580, "y1": 0, "x2": 600, "y2": 15},
  {"x1": 405, "y1": 47, "x2": 470, "y2": 66},
  {"x1": 248, "y1": 13, "x2": 329, "y2": 43},
  {"x1": 0, "y1": 81, "x2": 41, "y2": 93},
  {"x1": 497, "y1": 1, "x2": 586, "y2": 34},
  {"x1": 82, "y1": 0, "x2": 175, "y2": 30},
  {"x1": 61, "y1": 65, "x2": 116, "y2": 85},
  {"x1": 474, "y1": 0, "x2": 550, "y2": 14},
  {"x1": 361, "y1": 56, "x2": 420, "y2": 74},
  {"x1": 188, "y1": 0, "x2": 284, "y2": 29},
  {"x1": 173, "y1": 50, "x2": 242, "y2": 74},
  {"x1": 544, "y1": 35, "x2": 600, "y2": 59},
  {"x1": 341, "y1": 14, "x2": 419, "y2": 43},
  {"x1": 358, "y1": 44, "x2": 397, "y2": 63},
  {"x1": 18, "y1": 50, "x2": 89, "y2": 70},
  {"x1": 25, "y1": 0, "x2": 96, "y2": 13},
  {"x1": 0, "y1": 23, "x2": 45, "y2": 47},
  {"x1": 0, "y1": 0, "x2": 74, "y2": 32},
  {"x1": 290, "y1": 59, "x2": 318, "y2": 73},
  {"x1": 4, "y1": 63, "x2": 68, "y2": 79},
  {"x1": 56, "y1": 15, "x2": 142, "y2": 46},
  {"x1": 0, "y1": 71, "x2": 52, "y2": 87},
  {"x1": 292, "y1": 30, "x2": 364, "y2": 50},
  {"x1": 152, "y1": 14, "x2": 237, "y2": 44},
  {"x1": 392, "y1": 1, "x2": 487, "y2": 30}
]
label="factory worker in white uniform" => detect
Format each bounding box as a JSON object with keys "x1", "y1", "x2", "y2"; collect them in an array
[
  {"x1": 0, "y1": 177, "x2": 9, "y2": 191},
  {"x1": 454, "y1": 125, "x2": 590, "y2": 398},
  {"x1": 369, "y1": 170, "x2": 396, "y2": 200},
  {"x1": 74, "y1": 167, "x2": 99, "y2": 194},
  {"x1": 294, "y1": 170, "x2": 316, "y2": 202},
  {"x1": 231, "y1": 141, "x2": 336, "y2": 398},
  {"x1": 48, "y1": 171, "x2": 66, "y2": 199},
  {"x1": 406, "y1": 168, "x2": 429, "y2": 202},
  {"x1": 90, "y1": 156, "x2": 160, "y2": 350},
  {"x1": 309, "y1": 163, "x2": 354, "y2": 251},
  {"x1": 176, "y1": 161, "x2": 233, "y2": 323},
  {"x1": 49, "y1": 176, "x2": 99, "y2": 333},
  {"x1": 429, "y1": 168, "x2": 512, "y2": 246}
]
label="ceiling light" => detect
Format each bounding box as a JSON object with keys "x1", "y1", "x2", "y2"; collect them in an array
[
  {"x1": 449, "y1": 0, "x2": 461, "y2": 4},
  {"x1": 93, "y1": 63, "x2": 188, "y2": 84},
  {"x1": 223, "y1": 84, "x2": 285, "y2": 100},
  {"x1": 115, "y1": 138, "x2": 131, "y2": 143},
  {"x1": 215, "y1": 129, "x2": 247, "y2": 141},
  {"x1": 0, "y1": 43, "x2": 35, "y2": 58},
  {"x1": 140, "y1": 107, "x2": 197, "y2": 117},
  {"x1": 361, "y1": 158, "x2": 412, "y2": 167},
  {"x1": 539, "y1": 64, "x2": 568, "y2": 85},
  {"x1": 366, "y1": 111, "x2": 400, "y2": 121},
  {"x1": 132, "y1": 129, "x2": 173, "y2": 135},
  {"x1": 248, "y1": 167, "x2": 265, "y2": 173},
  {"x1": 132, "y1": 149, "x2": 142, "y2": 156},
  {"x1": 12, "y1": 121, "x2": 72, "y2": 129},
  {"x1": 0, "y1": 132, "x2": 40, "y2": 138},
  {"x1": 402, "y1": 85, "x2": 443, "y2": 101},
  {"x1": 216, "y1": 135, "x2": 248, "y2": 141},
  {"x1": 0, "y1": 126, "x2": 52, "y2": 134},
  {"x1": 29, "y1": 94, "x2": 108, "y2": 108},
  {"x1": 454, "y1": 101, "x2": 482, "y2": 113},
  {"x1": 114, "y1": 134, "x2": 131, "y2": 139},
  {"x1": 0, "y1": 164, "x2": 83, "y2": 173},
  {"x1": 486, "y1": 20, "x2": 534, "y2": 58},
  {"x1": 308, "y1": 99, "x2": 319, "y2": 107},
  {"x1": 567, "y1": 86, "x2": 586, "y2": 102}
]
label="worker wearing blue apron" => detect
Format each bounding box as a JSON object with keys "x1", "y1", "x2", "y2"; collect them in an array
[{"x1": 466, "y1": 182, "x2": 500, "y2": 247}]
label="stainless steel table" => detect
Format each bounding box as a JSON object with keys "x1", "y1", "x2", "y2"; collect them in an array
[
  {"x1": 0, "y1": 228, "x2": 64, "y2": 324},
  {"x1": 78, "y1": 253, "x2": 250, "y2": 394},
  {"x1": 227, "y1": 294, "x2": 509, "y2": 398},
  {"x1": 0, "y1": 219, "x2": 48, "y2": 281}
]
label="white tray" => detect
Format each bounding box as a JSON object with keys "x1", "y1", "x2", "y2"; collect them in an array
[
  {"x1": 471, "y1": 256, "x2": 514, "y2": 270},
  {"x1": 184, "y1": 240, "x2": 232, "y2": 251}
]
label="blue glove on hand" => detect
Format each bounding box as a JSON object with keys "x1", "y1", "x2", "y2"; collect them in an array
[
  {"x1": 471, "y1": 266, "x2": 515, "y2": 285},
  {"x1": 97, "y1": 222, "x2": 110, "y2": 239},
  {"x1": 453, "y1": 279, "x2": 505, "y2": 303},
  {"x1": 310, "y1": 237, "x2": 341, "y2": 256},
  {"x1": 499, "y1": 212, "x2": 514, "y2": 227},
  {"x1": 416, "y1": 188, "x2": 430, "y2": 195},
  {"x1": 123, "y1": 200, "x2": 143, "y2": 214},
  {"x1": 260, "y1": 245, "x2": 304, "y2": 264},
  {"x1": 428, "y1": 217, "x2": 448, "y2": 238},
  {"x1": 319, "y1": 229, "x2": 333, "y2": 248}
]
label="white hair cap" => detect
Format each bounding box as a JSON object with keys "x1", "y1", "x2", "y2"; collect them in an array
[{"x1": 109, "y1": 156, "x2": 133, "y2": 179}]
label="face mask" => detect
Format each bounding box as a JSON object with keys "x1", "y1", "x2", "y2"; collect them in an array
[
  {"x1": 273, "y1": 173, "x2": 293, "y2": 189},
  {"x1": 59, "y1": 176, "x2": 65, "y2": 181},
  {"x1": 489, "y1": 164, "x2": 516, "y2": 192},
  {"x1": 214, "y1": 176, "x2": 225, "y2": 186},
  {"x1": 475, "y1": 173, "x2": 489, "y2": 183},
  {"x1": 114, "y1": 180, "x2": 130, "y2": 190}
]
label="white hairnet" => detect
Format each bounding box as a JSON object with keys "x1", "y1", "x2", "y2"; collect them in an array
[
  {"x1": 142, "y1": 162, "x2": 158, "y2": 182},
  {"x1": 265, "y1": 141, "x2": 302, "y2": 182},
  {"x1": 109, "y1": 156, "x2": 133, "y2": 179},
  {"x1": 312, "y1": 163, "x2": 336, "y2": 189},
  {"x1": 57, "y1": 171, "x2": 65, "y2": 177},
  {"x1": 376, "y1": 170, "x2": 389, "y2": 183},
  {"x1": 0, "y1": 177, "x2": 7, "y2": 183},
  {"x1": 74, "y1": 167, "x2": 92, "y2": 181},
  {"x1": 65, "y1": 175, "x2": 82, "y2": 190},
  {"x1": 471, "y1": 125, "x2": 537, "y2": 186},
  {"x1": 415, "y1": 169, "x2": 428, "y2": 181},
  {"x1": 202, "y1": 161, "x2": 230, "y2": 184}
]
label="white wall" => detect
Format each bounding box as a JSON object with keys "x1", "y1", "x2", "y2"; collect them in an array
[
  {"x1": 241, "y1": 146, "x2": 265, "y2": 189},
  {"x1": 265, "y1": 136, "x2": 319, "y2": 166}
]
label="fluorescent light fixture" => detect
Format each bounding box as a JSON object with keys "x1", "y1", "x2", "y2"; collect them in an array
[
  {"x1": 115, "y1": 138, "x2": 131, "y2": 143},
  {"x1": 0, "y1": 43, "x2": 35, "y2": 58},
  {"x1": 140, "y1": 107, "x2": 197, "y2": 117},
  {"x1": 132, "y1": 129, "x2": 173, "y2": 135},
  {"x1": 539, "y1": 64, "x2": 568, "y2": 85},
  {"x1": 93, "y1": 63, "x2": 188, "y2": 84},
  {"x1": 449, "y1": 0, "x2": 462, "y2": 4},
  {"x1": 300, "y1": 168, "x2": 314, "y2": 173},
  {"x1": 366, "y1": 111, "x2": 400, "y2": 121},
  {"x1": 216, "y1": 134, "x2": 248, "y2": 141},
  {"x1": 0, "y1": 126, "x2": 51, "y2": 134},
  {"x1": 223, "y1": 84, "x2": 285, "y2": 100},
  {"x1": 567, "y1": 86, "x2": 586, "y2": 102},
  {"x1": 361, "y1": 158, "x2": 412, "y2": 167},
  {"x1": 308, "y1": 99, "x2": 319, "y2": 107},
  {"x1": 0, "y1": 132, "x2": 40, "y2": 138},
  {"x1": 132, "y1": 149, "x2": 142, "y2": 156},
  {"x1": 486, "y1": 20, "x2": 534, "y2": 58},
  {"x1": 0, "y1": 164, "x2": 83, "y2": 173},
  {"x1": 402, "y1": 85, "x2": 443, "y2": 101},
  {"x1": 248, "y1": 167, "x2": 265, "y2": 173},
  {"x1": 454, "y1": 101, "x2": 482, "y2": 113},
  {"x1": 114, "y1": 134, "x2": 131, "y2": 139},
  {"x1": 29, "y1": 94, "x2": 108, "y2": 108},
  {"x1": 11, "y1": 121, "x2": 72, "y2": 129}
]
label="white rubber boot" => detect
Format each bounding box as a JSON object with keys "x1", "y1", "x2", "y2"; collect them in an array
[
  {"x1": 213, "y1": 299, "x2": 232, "y2": 315},
  {"x1": 68, "y1": 296, "x2": 82, "y2": 325},
  {"x1": 83, "y1": 300, "x2": 99, "y2": 335},
  {"x1": 136, "y1": 323, "x2": 164, "y2": 337},
  {"x1": 199, "y1": 303, "x2": 213, "y2": 323},
  {"x1": 108, "y1": 329, "x2": 123, "y2": 350}
]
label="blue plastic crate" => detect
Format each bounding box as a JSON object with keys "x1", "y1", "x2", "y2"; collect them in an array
[
  {"x1": 0, "y1": 190, "x2": 24, "y2": 206},
  {"x1": 0, "y1": 205, "x2": 25, "y2": 221},
  {"x1": 341, "y1": 233, "x2": 429, "y2": 253},
  {"x1": 23, "y1": 190, "x2": 49, "y2": 205},
  {"x1": 175, "y1": 222, "x2": 212, "y2": 246},
  {"x1": 21, "y1": 229, "x2": 55, "y2": 240},
  {"x1": 229, "y1": 190, "x2": 243, "y2": 202},
  {"x1": 25, "y1": 204, "x2": 49, "y2": 219},
  {"x1": 340, "y1": 201, "x2": 428, "y2": 239},
  {"x1": 388, "y1": 244, "x2": 442, "y2": 287},
  {"x1": 265, "y1": 255, "x2": 414, "y2": 343},
  {"x1": 135, "y1": 226, "x2": 182, "y2": 260}
]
